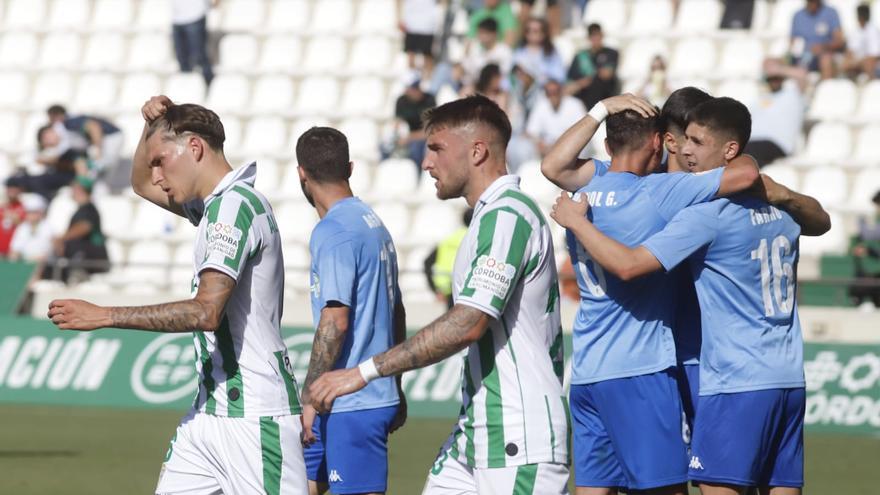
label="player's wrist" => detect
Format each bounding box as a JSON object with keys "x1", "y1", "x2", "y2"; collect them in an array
[
  {"x1": 588, "y1": 101, "x2": 608, "y2": 123},
  {"x1": 358, "y1": 357, "x2": 381, "y2": 383}
]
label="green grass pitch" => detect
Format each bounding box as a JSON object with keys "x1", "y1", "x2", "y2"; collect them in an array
[{"x1": 0, "y1": 404, "x2": 876, "y2": 494}]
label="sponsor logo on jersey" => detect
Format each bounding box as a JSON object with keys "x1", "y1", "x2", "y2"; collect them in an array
[
  {"x1": 131, "y1": 333, "x2": 197, "y2": 404},
  {"x1": 467, "y1": 255, "x2": 516, "y2": 300},
  {"x1": 207, "y1": 221, "x2": 242, "y2": 259},
  {"x1": 689, "y1": 456, "x2": 704, "y2": 470}
]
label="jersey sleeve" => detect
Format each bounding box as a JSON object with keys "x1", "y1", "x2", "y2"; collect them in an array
[
  {"x1": 642, "y1": 204, "x2": 719, "y2": 272},
  {"x1": 457, "y1": 208, "x2": 534, "y2": 319},
  {"x1": 313, "y1": 233, "x2": 358, "y2": 309},
  {"x1": 648, "y1": 168, "x2": 724, "y2": 221},
  {"x1": 197, "y1": 195, "x2": 260, "y2": 282}
]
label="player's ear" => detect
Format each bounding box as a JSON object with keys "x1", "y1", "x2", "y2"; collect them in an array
[
  {"x1": 296, "y1": 165, "x2": 307, "y2": 182},
  {"x1": 663, "y1": 132, "x2": 678, "y2": 154},
  {"x1": 346, "y1": 161, "x2": 353, "y2": 180},
  {"x1": 189, "y1": 135, "x2": 205, "y2": 162},
  {"x1": 723, "y1": 140, "x2": 740, "y2": 161},
  {"x1": 472, "y1": 140, "x2": 489, "y2": 165}
]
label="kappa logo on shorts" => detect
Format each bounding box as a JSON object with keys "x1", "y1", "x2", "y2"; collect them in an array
[
  {"x1": 328, "y1": 469, "x2": 344, "y2": 483},
  {"x1": 689, "y1": 456, "x2": 704, "y2": 470}
]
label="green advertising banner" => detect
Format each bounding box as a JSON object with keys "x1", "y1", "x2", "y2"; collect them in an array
[{"x1": 0, "y1": 316, "x2": 878, "y2": 435}]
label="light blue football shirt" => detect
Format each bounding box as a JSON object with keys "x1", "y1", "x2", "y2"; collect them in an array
[
  {"x1": 643, "y1": 196, "x2": 805, "y2": 395},
  {"x1": 309, "y1": 197, "x2": 401, "y2": 413},
  {"x1": 568, "y1": 165, "x2": 724, "y2": 384}
]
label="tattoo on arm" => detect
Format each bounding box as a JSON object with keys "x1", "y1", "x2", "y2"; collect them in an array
[
  {"x1": 374, "y1": 305, "x2": 488, "y2": 378},
  {"x1": 109, "y1": 270, "x2": 235, "y2": 333},
  {"x1": 302, "y1": 306, "x2": 349, "y2": 401}
]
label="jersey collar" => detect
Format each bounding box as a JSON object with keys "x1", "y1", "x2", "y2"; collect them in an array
[
  {"x1": 474, "y1": 174, "x2": 520, "y2": 215},
  {"x1": 204, "y1": 162, "x2": 257, "y2": 203}
]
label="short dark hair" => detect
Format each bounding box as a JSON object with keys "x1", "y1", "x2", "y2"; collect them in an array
[
  {"x1": 476, "y1": 63, "x2": 502, "y2": 94},
  {"x1": 146, "y1": 103, "x2": 225, "y2": 151},
  {"x1": 47, "y1": 104, "x2": 67, "y2": 118},
  {"x1": 660, "y1": 86, "x2": 712, "y2": 135},
  {"x1": 422, "y1": 94, "x2": 512, "y2": 147},
  {"x1": 857, "y1": 3, "x2": 870, "y2": 21},
  {"x1": 605, "y1": 109, "x2": 661, "y2": 155},
  {"x1": 872, "y1": 190, "x2": 880, "y2": 205},
  {"x1": 477, "y1": 18, "x2": 498, "y2": 33},
  {"x1": 688, "y1": 97, "x2": 752, "y2": 154},
  {"x1": 587, "y1": 23, "x2": 602, "y2": 36},
  {"x1": 36, "y1": 124, "x2": 52, "y2": 149},
  {"x1": 295, "y1": 127, "x2": 351, "y2": 183}
]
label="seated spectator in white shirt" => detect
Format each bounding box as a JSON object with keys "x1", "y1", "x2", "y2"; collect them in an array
[
  {"x1": 9, "y1": 194, "x2": 53, "y2": 263},
  {"x1": 460, "y1": 18, "x2": 514, "y2": 91},
  {"x1": 525, "y1": 78, "x2": 587, "y2": 157},
  {"x1": 744, "y1": 59, "x2": 807, "y2": 166},
  {"x1": 843, "y1": 4, "x2": 880, "y2": 80}
]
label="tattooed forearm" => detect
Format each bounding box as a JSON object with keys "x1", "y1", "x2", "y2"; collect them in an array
[
  {"x1": 303, "y1": 307, "x2": 349, "y2": 401},
  {"x1": 109, "y1": 269, "x2": 234, "y2": 333},
  {"x1": 374, "y1": 305, "x2": 488, "y2": 378}
]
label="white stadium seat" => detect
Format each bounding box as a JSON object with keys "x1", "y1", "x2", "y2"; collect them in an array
[
  {"x1": 0, "y1": 32, "x2": 40, "y2": 69},
  {"x1": 217, "y1": 35, "x2": 260, "y2": 73},
  {"x1": 295, "y1": 77, "x2": 340, "y2": 115},
  {"x1": 114, "y1": 115, "x2": 146, "y2": 155},
  {"x1": 768, "y1": 0, "x2": 803, "y2": 36},
  {"x1": 74, "y1": 73, "x2": 118, "y2": 111},
  {"x1": 832, "y1": 0, "x2": 860, "y2": 36},
  {"x1": 619, "y1": 38, "x2": 669, "y2": 80},
  {"x1": 221, "y1": 116, "x2": 243, "y2": 152},
  {"x1": 31, "y1": 73, "x2": 75, "y2": 109},
  {"x1": 856, "y1": 80, "x2": 880, "y2": 123},
  {"x1": 801, "y1": 166, "x2": 848, "y2": 210},
  {"x1": 0, "y1": 72, "x2": 30, "y2": 109},
  {"x1": 37, "y1": 32, "x2": 83, "y2": 69},
  {"x1": 349, "y1": 159, "x2": 373, "y2": 195},
  {"x1": 373, "y1": 202, "x2": 411, "y2": 240},
  {"x1": 275, "y1": 200, "x2": 319, "y2": 242},
  {"x1": 339, "y1": 118, "x2": 380, "y2": 161},
  {"x1": 267, "y1": 0, "x2": 310, "y2": 33},
  {"x1": 760, "y1": 164, "x2": 801, "y2": 191},
  {"x1": 583, "y1": 0, "x2": 627, "y2": 33},
  {"x1": 96, "y1": 196, "x2": 134, "y2": 237},
  {"x1": 241, "y1": 117, "x2": 288, "y2": 155},
  {"x1": 206, "y1": 74, "x2": 251, "y2": 113},
  {"x1": 310, "y1": 0, "x2": 355, "y2": 34},
  {"x1": 82, "y1": 33, "x2": 127, "y2": 71},
  {"x1": 374, "y1": 159, "x2": 419, "y2": 198},
  {"x1": 135, "y1": 0, "x2": 171, "y2": 31},
  {"x1": 125, "y1": 241, "x2": 171, "y2": 284},
  {"x1": 626, "y1": 0, "x2": 674, "y2": 35},
  {"x1": 844, "y1": 169, "x2": 880, "y2": 214},
  {"x1": 410, "y1": 204, "x2": 461, "y2": 245},
  {"x1": 718, "y1": 38, "x2": 764, "y2": 78},
  {"x1": 118, "y1": 73, "x2": 163, "y2": 111},
  {"x1": 259, "y1": 36, "x2": 303, "y2": 73},
  {"x1": 852, "y1": 125, "x2": 880, "y2": 166},
  {"x1": 808, "y1": 79, "x2": 857, "y2": 121},
  {"x1": 282, "y1": 243, "x2": 310, "y2": 270},
  {"x1": 92, "y1": 0, "x2": 134, "y2": 30},
  {"x1": 355, "y1": 0, "x2": 398, "y2": 33},
  {"x1": 802, "y1": 122, "x2": 852, "y2": 164},
  {"x1": 164, "y1": 73, "x2": 207, "y2": 104},
  {"x1": 48, "y1": 0, "x2": 91, "y2": 29},
  {"x1": 348, "y1": 36, "x2": 394, "y2": 73},
  {"x1": 46, "y1": 192, "x2": 78, "y2": 236},
  {"x1": 221, "y1": 0, "x2": 267, "y2": 31},
  {"x1": 251, "y1": 75, "x2": 296, "y2": 114},
  {"x1": 674, "y1": 0, "x2": 723, "y2": 33},
  {"x1": 341, "y1": 76, "x2": 387, "y2": 116},
  {"x1": 130, "y1": 202, "x2": 177, "y2": 239},
  {"x1": 0, "y1": 112, "x2": 21, "y2": 150},
  {"x1": 750, "y1": 0, "x2": 771, "y2": 31},
  {"x1": 21, "y1": 112, "x2": 48, "y2": 153},
  {"x1": 302, "y1": 37, "x2": 348, "y2": 72},
  {"x1": 518, "y1": 160, "x2": 560, "y2": 205},
  {"x1": 800, "y1": 213, "x2": 847, "y2": 256},
  {"x1": 668, "y1": 38, "x2": 716, "y2": 78},
  {"x1": 716, "y1": 79, "x2": 760, "y2": 106},
  {"x1": 127, "y1": 34, "x2": 174, "y2": 71},
  {"x1": 252, "y1": 158, "x2": 282, "y2": 196},
  {"x1": 5, "y1": 0, "x2": 47, "y2": 29}
]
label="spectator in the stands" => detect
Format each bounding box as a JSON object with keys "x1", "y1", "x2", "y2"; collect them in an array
[
  {"x1": 9, "y1": 194, "x2": 52, "y2": 263},
  {"x1": 49, "y1": 176, "x2": 109, "y2": 283},
  {"x1": 11, "y1": 125, "x2": 82, "y2": 200},
  {"x1": 566, "y1": 23, "x2": 619, "y2": 110},
  {"x1": 386, "y1": 72, "x2": 437, "y2": 172},
  {"x1": 47, "y1": 105, "x2": 124, "y2": 176},
  {"x1": 0, "y1": 178, "x2": 26, "y2": 258},
  {"x1": 638, "y1": 55, "x2": 672, "y2": 106},
  {"x1": 744, "y1": 59, "x2": 808, "y2": 167},
  {"x1": 468, "y1": 0, "x2": 519, "y2": 46},
  {"x1": 518, "y1": 0, "x2": 561, "y2": 38},
  {"x1": 399, "y1": 0, "x2": 439, "y2": 75},
  {"x1": 171, "y1": 0, "x2": 217, "y2": 86},
  {"x1": 850, "y1": 191, "x2": 880, "y2": 308},
  {"x1": 512, "y1": 18, "x2": 566, "y2": 87},
  {"x1": 507, "y1": 57, "x2": 543, "y2": 134},
  {"x1": 460, "y1": 18, "x2": 513, "y2": 91},
  {"x1": 789, "y1": 0, "x2": 844, "y2": 79},
  {"x1": 423, "y1": 209, "x2": 472, "y2": 309},
  {"x1": 475, "y1": 63, "x2": 509, "y2": 109},
  {"x1": 525, "y1": 78, "x2": 587, "y2": 159},
  {"x1": 842, "y1": 3, "x2": 880, "y2": 80}
]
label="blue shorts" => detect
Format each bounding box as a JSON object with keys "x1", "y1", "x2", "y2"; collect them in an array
[
  {"x1": 304, "y1": 405, "x2": 398, "y2": 494},
  {"x1": 570, "y1": 368, "x2": 689, "y2": 491},
  {"x1": 677, "y1": 364, "x2": 700, "y2": 443},
  {"x1": 688, "y1": 388, "x2": 805, "y2": 488}
]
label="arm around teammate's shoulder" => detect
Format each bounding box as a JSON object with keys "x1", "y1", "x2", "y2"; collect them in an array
[
  {"x1": 750, "y1": 174, "x2": 831, "y2": 236},
  {"x1": 716, "y1": 154, "x2": 760, "y2": 198}
]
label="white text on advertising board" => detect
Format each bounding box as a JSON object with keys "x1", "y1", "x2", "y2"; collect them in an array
[{"x1": 0, "y1": 335, "x2": 119, "y2": 390}]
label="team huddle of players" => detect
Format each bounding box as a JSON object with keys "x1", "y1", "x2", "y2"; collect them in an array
[{"x1": 46, "y1": 87, "x2": 829, "y2": 495}]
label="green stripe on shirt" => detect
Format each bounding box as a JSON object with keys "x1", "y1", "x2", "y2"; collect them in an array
[
  {"x1": 232, "y1": 185, "x2": 266, "y2": 214},
  {"x1": 478, "y1": 330, "x2": 506, "y2": 468},
  {"x1": 500, "y1": 189, "x2": 546, "y2": 226},
  {"x1": 273, "y1": 350, "x2": 302, "y2": 414},
  {"x1": 460, "y1": 208, "x2": 499, "y2": 299},
  {"x1": 215, "y1": 316, "x2": 244, "y2": 417},
  {"x1": 225, "y1": 201, "x2": 254, "y2": 271},
  {"x1": 195, "y1": 332, "x2": 217, "y2": 414}
]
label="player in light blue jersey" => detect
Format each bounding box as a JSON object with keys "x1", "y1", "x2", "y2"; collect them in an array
[
  {"x1": 296, "y1": 127, "x2": 406, "y2": 495},
  {"x1": 543, "y1": 94, "x2": 761, "y2": 495},
  {"x1": 552, "y1": 97, "x2": 830, "y2": 495}
]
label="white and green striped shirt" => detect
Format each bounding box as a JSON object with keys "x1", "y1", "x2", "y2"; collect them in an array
[
  {"x1": 446, "y1": 175, "x2": 569, "y2": 469},
  {"x1": 183, "y1": 163, "x2": 301, "y2": 418}
]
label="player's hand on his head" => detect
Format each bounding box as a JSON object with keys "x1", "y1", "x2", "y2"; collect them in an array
[
  {"x1": 550, "y1": 192, "x2": 589, "y2": 229},
  {"x1": 308, "y1": 367, "x2": 368, "y2": 413},
  {"x1": 601, "y1": 93, "x2": 657, "y2": 118},
  {"x1": 389, "y1": 394, "x2": 408, "y2": 434},
  {"x1": 141, "y1": 95, "x2": 173, "y2": 123},
  {"x1": 47, "y1": 299, "x2": 110, "y2": 331},
  {"x1": 300, "y1": 404, "x2": 318, "y2": 447}
]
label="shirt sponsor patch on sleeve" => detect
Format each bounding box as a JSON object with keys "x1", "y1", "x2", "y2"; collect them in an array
[
  {"x1": 467, "y1": 255, "x2": 516, "y2": 300},
  {"x1": 207, "y1": 222, "x2": 242, "y2": 259}
]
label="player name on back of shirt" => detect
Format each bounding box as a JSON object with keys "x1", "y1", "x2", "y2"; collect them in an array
[{"x1": 750, "y1": 205, "x2": 785, "y2": 226}]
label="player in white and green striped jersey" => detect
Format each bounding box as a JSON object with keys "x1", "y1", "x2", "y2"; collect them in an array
[
  {"x1": 48, "y1": 96, "x2": 308, "y2": 495},
  {"x1": 309, "y1": 95, "x2": 570, "y2": 494}
]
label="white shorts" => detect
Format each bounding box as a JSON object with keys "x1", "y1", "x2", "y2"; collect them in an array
[
  {"x1": 422, "y1": 453, "x2": 570, "y2": 495},
  {"x1": 155, "y1": 410, "x2": 308, "y2": 495}
]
